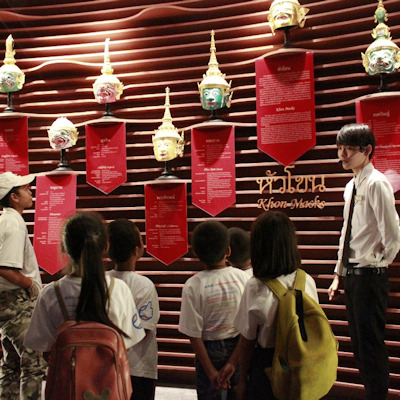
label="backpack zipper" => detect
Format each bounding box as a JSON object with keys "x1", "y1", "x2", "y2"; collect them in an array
[{"x1": 71, "y1": 347, "x2": 76, "y2": 399}]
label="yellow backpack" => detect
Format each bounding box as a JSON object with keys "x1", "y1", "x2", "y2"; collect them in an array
[{"x1": 262, "y1": 269, "x2": 338, "y2": 400}]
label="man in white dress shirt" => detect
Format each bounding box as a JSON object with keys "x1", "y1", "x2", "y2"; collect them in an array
[{"x1": 328, "y1": 124, "x2": 400, "y2": 399}]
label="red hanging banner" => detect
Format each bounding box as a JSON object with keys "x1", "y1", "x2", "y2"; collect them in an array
[
  {"x1": 33, "y1": 174, "x2": 77, "y2": 275},
  {"x1": 191, "y1": 126, "x2": 236, "y2": 216},
  {"x1": 86, "y1": 122, "x2": 127, "y2": 194},
  {"x1": 0, "y1": 116, "x2": 29, "y2": 175},
  {"x1": 356, "y1": 93, "x2": 400, "y2": 193},
  {"x1": 256, "y1": 51, "x2": 316, "y2": 166},
  {"x1": 145, "y1": 182, "x2": 188, "y2": 265}
]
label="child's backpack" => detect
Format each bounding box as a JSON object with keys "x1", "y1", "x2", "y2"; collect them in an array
[
  {"x1": 45, "y1": 278, "x2": 132, "y2": 400},
  {"x1": 262, "y1": 268, "x2": 338, "y2": 400}
]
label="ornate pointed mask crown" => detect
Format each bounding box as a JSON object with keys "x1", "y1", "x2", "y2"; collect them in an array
[
  {"x1": 198, "y1": 30, "x2": 232, "y2": 110},
  {"x1": 361, "y1": 0, "x2": 400, "y2": 75},
  {"x1": 152, "y1": 88, "x2": 184, "y2": 162},
  {"x1": 0, "y1": 35, "x2": 25, "y2": 93},
  {"x1": 93, "y1": 38, "x2": 124, "y2": 104}
]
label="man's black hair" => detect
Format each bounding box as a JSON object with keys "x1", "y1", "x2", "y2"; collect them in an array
[{"x1": 336, "y1": 123, "x2": 375, "y2": 159}]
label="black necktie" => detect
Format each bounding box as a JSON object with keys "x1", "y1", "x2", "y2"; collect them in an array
[{"x1": 342, "y1": 183, "x2": 356, "y2": 268}]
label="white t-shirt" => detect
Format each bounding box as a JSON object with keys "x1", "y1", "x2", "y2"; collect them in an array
[
  {"x1": 242, "y1": 266, "x2": 253, "y2": 279},
  {"x1": 179, "y1": 266, "x2": 248, "y2": 341},
  {"x1": 24, "y1": 275, "x2": 145, "y2": 351},
  {"x1": 107, "y1": 270, "x2": 160, "y2": 379},
  {"x1": 234, "y1": 271, "x2": 319, "y2": 348},
  {"x1": 0, "y1": 207, "x2": 42, "y2": 291}
]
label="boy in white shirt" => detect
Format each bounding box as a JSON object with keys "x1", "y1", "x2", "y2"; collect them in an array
[
  {"x1": 178, "y1": 221, "x2": 248, "y2": 400},
  {"x1": 107, "y1": 219, "x2": 160, "y2": 400},
  {"x1": 0, "y1": 172, "x2": 45, "y2": 399},
  {"x1": 227, "y1": 227, "x2": 253, "y2": 279}
]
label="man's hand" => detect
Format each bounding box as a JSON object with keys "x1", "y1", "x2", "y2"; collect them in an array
[{"x1": 328, "y1": 274, "x2": 341, "y2": 301}]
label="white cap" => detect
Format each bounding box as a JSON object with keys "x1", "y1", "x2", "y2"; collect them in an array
[{"x1": 0, "y1": 172, "x2": 35, "y2": 200}]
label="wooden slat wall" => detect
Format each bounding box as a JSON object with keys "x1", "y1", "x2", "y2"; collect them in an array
[{"x1": 1, "y1": 0, "x2": 400, "y2": 397}]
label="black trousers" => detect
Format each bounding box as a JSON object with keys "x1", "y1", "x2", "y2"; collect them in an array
[
  {"x1": 344, "y1": 272, "x2": 389, "y2": 400},
  {"x1": 130, "y1": 375, "x2": 156, "y2": 400},
  {"x1": 247, "y1": 346, "x2": 276, "y2": 400}
]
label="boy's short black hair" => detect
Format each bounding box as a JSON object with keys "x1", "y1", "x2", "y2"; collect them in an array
[
  {"x1": 107, "y1": 219, "x2": 141, "y2": 264},
  {"x1": 227, "y1": 227, "x2": 250, "y2": 267},
  {"x1": 336, "y1": 123, "x2": 375, "y2": 159},
  {"x1": 251, "y1": 211, "x2": 301, "y2": 279},
  {"x1": 191, "y1": 220, "x2": 230, "y2": 266},
  {"x1": 0, "y1": 187, "x2": 19, "y2": 208}
]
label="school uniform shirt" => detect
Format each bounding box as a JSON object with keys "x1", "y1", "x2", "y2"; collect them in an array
[
  {"x1": 24, "y1": 275, "x2": 145, "y2": 351},
  {"x1": 234, "y1": 271, "x2": 319, "y2": 349},
  {"x1": 335, "y1": 163, "x2": 400, "y2": 277},
  {"x1": 107, "y1": 270, "x2": 160, "y2": 380},
  {"x1": 0, "y1": 207, "x2": 42, "y2": 291},
  {"x1": 178, "y1": 266, "x2": 248, "y2": 341}
]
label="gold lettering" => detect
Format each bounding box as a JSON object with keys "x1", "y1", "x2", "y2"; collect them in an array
[
  {"x1": 257, "y1": 197, "x2": 288, "y2": 211},
  {"x1": 255, "y1": 167, "x2": 327, "y2": 209},
  {"x1": 290, "y1": 195, "x2": 325, "y2": 210},
  {"x1": 311, "y1": 175, "x2": 326, "y2": 192},
  {"x1": 295, "y1": 175, "x2": 311, "y2": 193},
  {"x1": 283, "y1": 165, "x2": 295, "y2": 194},
  {"x1": 257, "y1": 170, "x2": 277, "y2": 194}
]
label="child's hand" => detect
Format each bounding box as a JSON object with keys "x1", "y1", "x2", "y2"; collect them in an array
[
  {"x1": 208, "y1": 368, "x2": 220, "y2": 389},
  {"x1": 217, "y1": 361, "x2": 235, "y2": 390},
  {"x1": 27, "y1": 280, "x2": 41, "y2": 299}
]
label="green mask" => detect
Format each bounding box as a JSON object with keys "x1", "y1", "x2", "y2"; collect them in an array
[{"x1": 201, "y1": 87, "x2": 225, "y2": 110}]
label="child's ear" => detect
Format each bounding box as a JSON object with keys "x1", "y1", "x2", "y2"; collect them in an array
[
  {"x1": 226, "y1": 246, "x2": 231, "y2": 257},
  {"x1": 9, "y1": 191, "x2": 19, "y2": 205}
]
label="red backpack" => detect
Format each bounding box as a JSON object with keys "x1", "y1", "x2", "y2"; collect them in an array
[{"x1": 45, "y1": 278, "x2": 133, "y2": 400}]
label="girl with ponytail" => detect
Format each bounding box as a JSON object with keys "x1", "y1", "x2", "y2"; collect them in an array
[{"x1": 24, "y1": 212, "x2": 144, "y2": 353}]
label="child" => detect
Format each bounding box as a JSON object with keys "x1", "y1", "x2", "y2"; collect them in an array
[
  {"x1": 107, "y1": 219, "x2": 160, "y2": 400},
  {"x1": 234, "y1": 211, "x2": 319, "y2": 400},
  {"x1": 24, "y1": 212, "x2": 145, "y2": 354},
  {"x1": 227, "y1": 227, "x2": 253, "y2": 279},
  {"x1": 0, "y1": 172, "x2": 45, "y2": 399},
  {"x1": 178, "y1": 220, "x2": 248, "y2": 400}
]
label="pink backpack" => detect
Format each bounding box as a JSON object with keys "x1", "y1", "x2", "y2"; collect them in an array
[{"x1": 45, "y1": 278, "x2": 132, "y2": 400}]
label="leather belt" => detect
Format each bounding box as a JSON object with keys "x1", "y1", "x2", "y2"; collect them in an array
[{"x1": 346, "y1": 267, "x2": 387, "y2": 276}]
